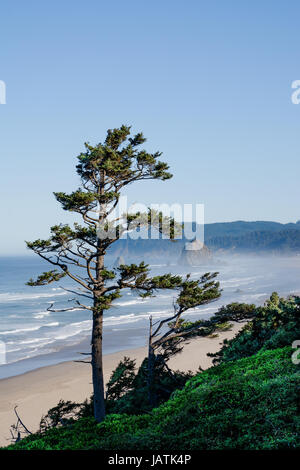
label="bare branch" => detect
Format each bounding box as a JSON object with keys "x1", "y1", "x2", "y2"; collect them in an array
[
  {"x1": 47, "y1": 299, "x2": 92, "y2": 313},
  {"x1": 59, "y1": 286, "x2": 93, "y2": 300}
]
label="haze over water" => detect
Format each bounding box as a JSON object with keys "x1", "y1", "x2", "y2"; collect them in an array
[{"x1": 0, "y1": 254, "x2": 300, "y2": 378}]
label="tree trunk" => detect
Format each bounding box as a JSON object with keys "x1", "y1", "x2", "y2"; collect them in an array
[
  {"x1": 147, "y1": 316, "x2": 157, "y2": 408},
  {"x1": 92, "y1": 169, "x2": 106, "y2": 422},
  {"x1": 91, "y1": 303, "x2": 105, "y2": 422}
]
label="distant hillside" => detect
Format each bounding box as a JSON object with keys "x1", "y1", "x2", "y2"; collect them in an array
[
  {"x1": 106, "y1": 221, "x2": 300, "y2": 261},
  {"x1": 206, "y1": 229, "x2": 300, "y2": 253},
  {"x1": 205, "y1": 220, "x2": 300, "y2": 239}
]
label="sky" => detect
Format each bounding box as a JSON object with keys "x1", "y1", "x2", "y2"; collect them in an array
[{"x1": 1, "y1": 0, "x2": 300, "y2": 254}]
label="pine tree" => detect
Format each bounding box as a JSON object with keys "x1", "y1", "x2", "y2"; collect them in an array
[{"x1": 26, "y1": 125, "x2": 186, "y2": 422}]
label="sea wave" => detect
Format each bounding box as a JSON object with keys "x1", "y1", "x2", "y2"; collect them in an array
[
  {"x1": 113, "y1": 299, "x2": 150, "y2": 307},
  {"x1": 240, "y1": 292, "x2": 268, "y2": 300},
  {"x1": 50, "y1": 320, "x2": 92, "y2": 340},
  {"x1": 32, "y1": 311, "x2": 50, "y2": 319},
  {"x1": 104, "y1": 306, "x2": 215, "y2": 326},
  {"x1": 220, "y1": 276, "x2": 259, "y2": 287},
  {"x1": 0, "y1": 291, "x2": 68, "y2": 303},
  {"x1": 0, "y1": 322, "x2": 60, "y2": 335}
]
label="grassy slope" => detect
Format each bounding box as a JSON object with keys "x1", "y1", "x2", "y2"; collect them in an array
[{"x1": 7, "y1": 346, "x2": 300, "y2": 450}]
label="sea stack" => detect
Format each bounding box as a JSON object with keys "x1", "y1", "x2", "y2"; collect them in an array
[
  {"x1": 113, "y1": 255, "x2": 125, "y2": 268},
  {"x1": 178, "y1": 239, "x2": 212, "y2": 266}
]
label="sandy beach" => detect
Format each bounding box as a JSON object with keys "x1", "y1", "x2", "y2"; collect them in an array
[{"x1": 0, "y1": 323, "x2": 241, "y2": 446}]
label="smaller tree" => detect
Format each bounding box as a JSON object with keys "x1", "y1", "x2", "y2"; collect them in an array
[
  {"x1": 105, "y1": 356, "x2": 136, "y2": 402},
  {"x1": 147, "y1": 272, "x2": 221, "y2": 406},
  {"x1": 39, "y1": 400, "x2": 81, "y2": 433},
  {"x1": 211, "y1": 302, "x2": 257, "y2": 323}
]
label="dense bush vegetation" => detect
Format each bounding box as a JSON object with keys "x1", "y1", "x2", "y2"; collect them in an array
[
  {"x1": 6, "y1": 346, "x2": 299, "y2": 450},
  {"x1": 209, "y1": 293, "x2": 300, "y2": 364},
  {"x1": 5, "y1": 293, "x2": 300, "y2": 450}
]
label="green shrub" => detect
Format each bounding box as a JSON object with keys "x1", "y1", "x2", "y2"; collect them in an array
[{"x1": 209, "y1": 294, "x2": 300, "y2": 364}]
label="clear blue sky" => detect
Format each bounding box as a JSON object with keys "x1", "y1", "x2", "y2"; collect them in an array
[{"x1": 1, "y1": 1, "x2": 300, "y2": 254}]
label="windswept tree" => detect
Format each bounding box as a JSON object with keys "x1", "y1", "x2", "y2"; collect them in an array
[
  {"x1": 26, "y1": 126, "x2": 185, "y2": 422},
  {"x1": 26, "y1": 125, "x2": 186, "y2": 422}
]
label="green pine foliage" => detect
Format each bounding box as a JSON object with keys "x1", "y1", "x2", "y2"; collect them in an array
[
  {"x1": 105, "y1": 357, "x2": 193, "y2": 416},
  {"x1": 105, "y1": 356, "x2": 137, "y2": 402}
]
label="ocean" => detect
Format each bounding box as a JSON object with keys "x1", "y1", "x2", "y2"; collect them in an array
[{"x1": 0, "y1": 254, "x2": 300, "y2": 379}]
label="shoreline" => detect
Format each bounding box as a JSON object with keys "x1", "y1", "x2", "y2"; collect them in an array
[
  {"x1": 0, "y1": 325, "x2": 149, "y2": 380},
  {"x1": 0, "y1": 323, "x2": 242, "y2": 447}
]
